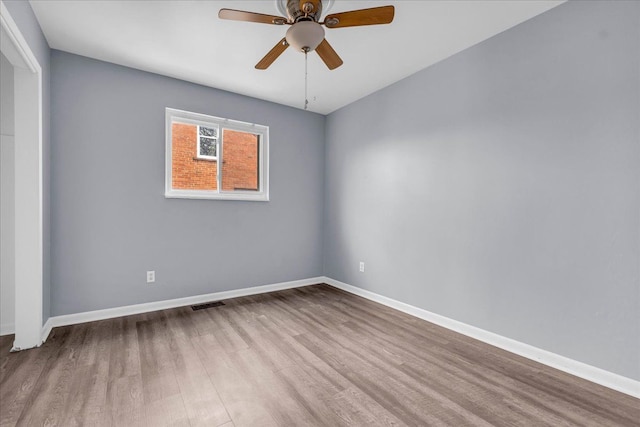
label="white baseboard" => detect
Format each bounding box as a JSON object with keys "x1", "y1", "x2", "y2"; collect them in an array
[
  {"x1": 323, "y1": 277, "x2": 640, "y2": 399},
  {"x1": 41, "y1": 317, "x2": 53, "y2": 343},
  {"x1": 46, "y1": 277, "x2": 324, "y2": 330},
  {"x1": 0, "y1": 322, "x2": 15, "y2": 336}
]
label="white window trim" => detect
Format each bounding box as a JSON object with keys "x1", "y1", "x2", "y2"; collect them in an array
[
  {"x1": 196, "y1": 124, "x2": 218, "y2": 161},
  {"x1": 165, "y1": 108, "x2": 269, "y2": 201}
]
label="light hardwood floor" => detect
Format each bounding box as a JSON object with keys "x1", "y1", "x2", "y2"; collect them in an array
[{"x1": 1, "y1": 284, "x2": 638, "y2": 426}]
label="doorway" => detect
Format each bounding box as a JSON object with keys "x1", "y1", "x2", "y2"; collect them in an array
[{"x1": 0, "y1": 2, "x2": 44, "y2": 350}]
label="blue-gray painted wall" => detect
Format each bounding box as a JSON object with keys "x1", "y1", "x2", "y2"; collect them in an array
[
  {"x1": 323, "y1": 0, "x2": 639, "y2": 380},
  {"x1": 50, "y1": 51, "x2": 325, "y2": 315}
]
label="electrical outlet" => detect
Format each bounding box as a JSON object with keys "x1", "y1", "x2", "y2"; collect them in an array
[
  {"x1": 359, "y1": 262, "x2": 365, "y2": 273},
  {"x1": 146, "y1": 270, "x2": 155, "y2": 283}
]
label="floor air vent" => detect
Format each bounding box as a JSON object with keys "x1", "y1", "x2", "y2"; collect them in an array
[{"x1": 191, "y1": 301, "x2": 225, "y2": 311}]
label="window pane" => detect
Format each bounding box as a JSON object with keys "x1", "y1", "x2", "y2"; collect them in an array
[
  {"x1": 171, "y1": 122, "x2": 217, "y2": 190},
  {"x1": 199, "y1": 137, "x2": 217, "y2": 157},
  {"x1": 221, "y1": 129, "x2": 259, "y2": 192},
  {"x1": 199, "y1": 126, "x2": 217, "y2": 138}
]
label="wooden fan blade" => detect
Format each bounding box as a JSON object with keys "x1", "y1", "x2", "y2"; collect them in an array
[
  {"x1": 324, "y1": 5, "x2": 394, "y2": 28},
  {"x1": 315, "y1": 39, "x2": 343, "y2": 70},
  {"x1": 219, "y1": 9, "x2": 288, "y2": 25},
  {"x1": 256, "y1": 38, "x2": 289, "y2": 70}
]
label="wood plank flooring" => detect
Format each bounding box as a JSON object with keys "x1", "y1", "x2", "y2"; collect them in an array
[{"x1": 1, "y1": 284, "x2": 638, "y2": 426}]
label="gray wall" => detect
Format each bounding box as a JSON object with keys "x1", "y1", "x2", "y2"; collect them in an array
[
  {"x1": 1, "y1": 53, "x2": 15, "y2": 333},
  {"x1": 324, "y1": 0, "x2": 639, "y2": 380},
  {"x1": 3, "y1": 0, "x2": 51, "y2": 324},
  {"x1": 1, "y1": 53, "x2": 14, "y2": 136},
  {"x1": 50, "y1": 51, "x2": 325, "y2": 316}
]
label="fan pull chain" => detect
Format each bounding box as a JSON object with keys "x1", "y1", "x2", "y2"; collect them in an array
[{"x1": 304, "y1": 50, "x2": 309, "y2": 110}]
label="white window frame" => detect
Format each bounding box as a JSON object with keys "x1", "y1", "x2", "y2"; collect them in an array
[{"x1": 165, "y1": 108, "x2": 269, "y2": 201}]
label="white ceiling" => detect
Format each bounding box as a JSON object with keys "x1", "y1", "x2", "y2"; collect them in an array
[{"x1": 29, "y1": 0, "x2": 563, "y2": 115}]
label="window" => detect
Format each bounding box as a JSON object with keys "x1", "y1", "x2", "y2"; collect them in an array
[
  {"x1": 197, "y1": 125, "x2": 218, "y2": 160},
  {"x1": 165, "y1": 108, "x2": 269, "y2": 201}
]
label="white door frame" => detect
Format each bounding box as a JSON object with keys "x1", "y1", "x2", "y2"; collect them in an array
[{"x1": 0, "y1": 1, "x2": 44, "y2": 350}]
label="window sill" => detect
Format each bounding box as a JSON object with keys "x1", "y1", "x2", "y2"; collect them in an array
[{"x1": 165, "y1": 190, "x2": 268, "y2": 202}]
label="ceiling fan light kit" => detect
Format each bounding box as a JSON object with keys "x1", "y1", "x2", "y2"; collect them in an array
[
  {"x1": 286, "y1": 21, "x2": 325, "y2": 52},
  {"x1": 218, "y1": 1, "x2": 395, "y2": 70}
]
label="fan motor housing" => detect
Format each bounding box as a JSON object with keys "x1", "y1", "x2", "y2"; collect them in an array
[{"x1": 285, "y1": 0, "x2": 323, "y2": 22}]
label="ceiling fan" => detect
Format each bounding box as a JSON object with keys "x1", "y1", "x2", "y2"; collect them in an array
[{"x1": 218, "y1": 0, "x2": 395, "y2": 70}]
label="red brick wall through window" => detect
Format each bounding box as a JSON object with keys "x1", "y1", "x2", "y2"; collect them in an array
[{"x1": 171, "y1": 123, "x2": 258, "y2": 191}]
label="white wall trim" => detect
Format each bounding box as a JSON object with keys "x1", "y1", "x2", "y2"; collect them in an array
[
  {"x1": 46, "y1": 277, "x2": 324, "y2": 329},
  {"x1": 0, "y1": 1, "x2": 39, "y2": 73},
  {"x1": 40, "y1": 317, "x2": 53, "y2": 344},
  {"x1": 0, "y1": 322, "x2": 15, "y2": 336},
  {"x1": 323, "y1": 277, "x2": 640, "y2": 399}
]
